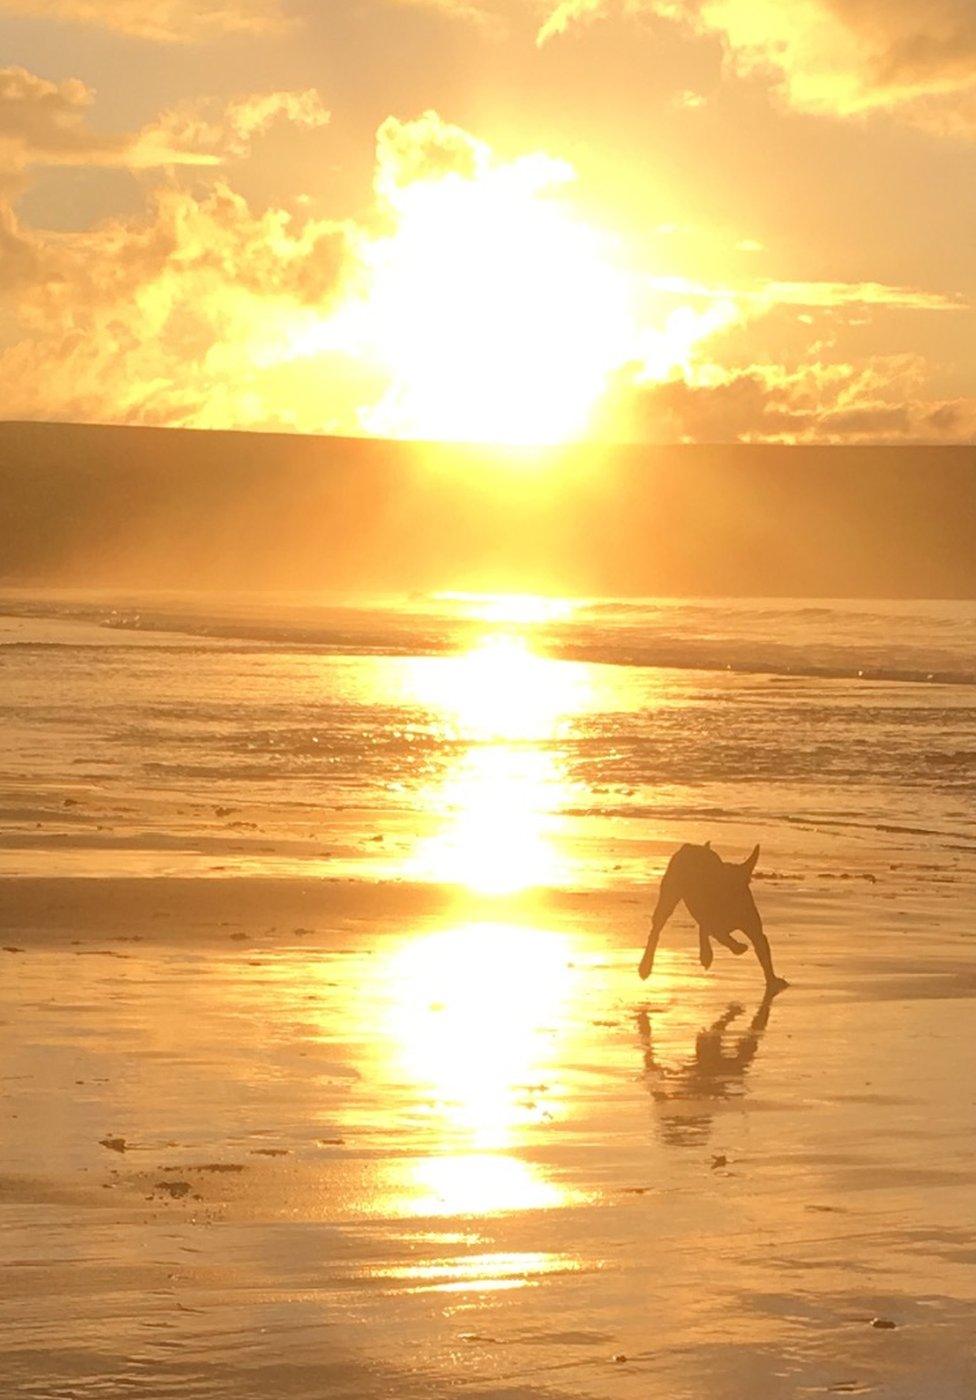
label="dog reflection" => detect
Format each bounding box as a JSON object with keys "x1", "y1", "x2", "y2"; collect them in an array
[{"x1": 637, "y1": 997, "x2": 775, "y2": 1149}]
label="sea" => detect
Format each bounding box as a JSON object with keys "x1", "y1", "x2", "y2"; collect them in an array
[{"x1": 1, "y1": 589, "x2": 974, "y2": 885}]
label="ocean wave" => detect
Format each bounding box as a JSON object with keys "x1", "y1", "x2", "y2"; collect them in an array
[{"x1": 2, "y1": 593, "x2": 976, "y2": 687}]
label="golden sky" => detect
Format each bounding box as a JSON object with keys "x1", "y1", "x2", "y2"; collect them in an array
[{"x1": 1, "y1": 0, "x2": 973, "y2": 444}]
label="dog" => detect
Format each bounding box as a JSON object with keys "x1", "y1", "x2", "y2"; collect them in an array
[{"x1": 639, "y1": 842, "x2": 788, "y2": 994}]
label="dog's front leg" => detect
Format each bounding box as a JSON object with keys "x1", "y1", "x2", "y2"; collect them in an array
[
  {"x1": 638, "y1": 927, "x2": 661, "y2": 980},
  {"x1": 698, "y1": 927, "x2": 714, "y2": 968},
  {"x1": 639, "y1": 860, "x2": 684, "y2": 980}
]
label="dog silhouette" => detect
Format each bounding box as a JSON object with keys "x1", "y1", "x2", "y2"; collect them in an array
[{"x1": 639, "y1": 842, "x2": 788, "y2": 994}]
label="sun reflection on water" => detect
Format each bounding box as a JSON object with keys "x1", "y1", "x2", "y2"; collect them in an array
[
  {"x1": 404, "y1": 1153, "x2": 567, "y2": 1218},
  {"x1": 372, "y1": 1250, "x2": 583, "y2": 1293},
  {"x1": 389, "y1": 922, "x2": 572, "y2": 1150},
  {"x1": 410, "y1": 632, "x2": 588, "y2": 743},
  {"x1": 404, "y1": 631, "x2": 590, "y2": 893},
  {"x1": 376, "y1": 607, "x2": 596, "y2": 1223},
  {"x1": 411, "y1": 745, "x2": 568, "y2": 894},
  {"x1": 382, "y1": 922, "x2": 578, "y2": 1217}
]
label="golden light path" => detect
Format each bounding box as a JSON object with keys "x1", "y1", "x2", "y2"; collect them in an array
[
  {"x1": 379, "y1": 614, "x2": 593, "y2": 1222},
  {"x1": 404, "y1": 632, "x2": 589, "y2": 894},
  {"x1": 387, "y1": 922, "x2": 576, "y2": 1218}
]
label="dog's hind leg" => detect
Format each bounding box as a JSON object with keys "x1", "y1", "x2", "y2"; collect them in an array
[
  {"x1": 711, "y1": 930, "x2": 749, "y2": 956},
  {"x1": 698, "y1": 927, "x2": 746, "y2": 966}
]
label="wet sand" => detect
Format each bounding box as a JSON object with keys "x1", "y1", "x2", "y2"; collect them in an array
[{"x1": 2, "y1": 868, "x2": 975, "y2": 1399}]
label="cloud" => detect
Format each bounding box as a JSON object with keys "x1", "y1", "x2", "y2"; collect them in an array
[
  {"x1": 0, "y1": 66, "x2": 128, "y2": 171},
  {"x1": 537, "y1": 0, "x2": 607, "y2": 45},
  {"x1": 647, "y1": 273, "x2": 965, "y2": 314},
  {"x1": 0, "y1": 0, "x2": 291, "y2": 42},
  {"x1": 131, "y1": 88, "x2": 330, "y2": 167},
  {"x1": 389, "y1": 0, "x2": 500, "y2": 25},
  {"x1": 0, "y1": 67, "x2": 329, "y2": 175},
  {"x1": 0, "y1": 75, "x2": 344, "y2": 429},
  {"x1": 607, "y1": 354, "x2": 976, "y2": 443},
  {"x1": 0, "y1": 96, "x2": 967, "y2": 446},
  {"x1": 0, "y1": 182, "x2": 355, "y2": 428},
  {"x1": 538, "y1": 0, "x2": 976, "y2": 135},
  {"x1": 374, "y1": 109, "x2": 489, "y2": 195}
]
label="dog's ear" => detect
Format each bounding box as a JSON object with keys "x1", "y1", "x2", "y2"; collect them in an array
[
  {"x1": 703, "y1": 840, "x2": 711, "y2": 850},
  {"x1": 741, "y1": 844, "x2": 760, "y2": 879}
]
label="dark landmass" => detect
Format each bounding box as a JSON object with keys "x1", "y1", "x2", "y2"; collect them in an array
[{"x1": 1, "y1": 420, "x2": 974, "y2": 596}]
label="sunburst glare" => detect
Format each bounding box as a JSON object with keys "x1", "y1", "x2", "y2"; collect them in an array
[
  {"x1": 435, "y1": 592, "x2": 579, "y2": 624},
  {"x1": 358, "y1": 156, "x2": 635, "y2": 445}
]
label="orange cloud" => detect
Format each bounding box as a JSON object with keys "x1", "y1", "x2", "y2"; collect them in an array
[
  {"x1": 131, "y1": 89, "x2": 330, "y2": 167},
  {"x1": 538, "y1": 0, "x2": 976, "y2": 135},
  {"x1": 0, "y1": 75, "x2": 346, "y2": 427},
  {"x1": 0, "y1": 88, "x2": 966, "y2": 446},
  {"x1": 0, "y1": 181, "x2": 354, "y2": 427},
  {"x1": 0, "y1": 66, "x2": 128, "y2": 172},
  {"x1": 0, "y1": 0, "x2": 291, "y2": 42},
  {"x1": 0, "y1": 67, "x2": 328, "y2": 174},
  {"x1": 647, "y1": 274, "x2": 965, "y2": 314},
  {"x1": 604, "y1": 354, "x2": 976, "y2": 443},
  {"x1": 391, "y1": 0, "x2": 500, "y2": 25}
]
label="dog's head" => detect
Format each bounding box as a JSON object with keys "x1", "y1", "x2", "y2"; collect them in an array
[
  {"x1": 723, "y1": 843, "x2": 760, "y2": 921},
  {"x1": 704, "y1": 840, "x2": 759, "y2": 885}
]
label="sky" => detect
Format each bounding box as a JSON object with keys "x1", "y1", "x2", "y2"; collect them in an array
[{"x1": 0, "y1": 0, "x2": 973, "y2": 445}]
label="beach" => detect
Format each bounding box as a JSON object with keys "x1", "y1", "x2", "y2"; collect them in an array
[{"x1": 2, "y1": 591, "x2": 975, "y2": 1397}]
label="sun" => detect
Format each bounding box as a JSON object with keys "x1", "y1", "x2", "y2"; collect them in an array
[
  {"x1": 272, "y1": 119, "x2": 741, "y2": 445},
  {"x1": 354, "y1": 151, "x2": 637, "y2": 445}
]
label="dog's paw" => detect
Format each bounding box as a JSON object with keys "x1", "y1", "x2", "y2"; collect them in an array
[
  {"x1": 699, "y1": 943, "x2": 714, "y2": 969},
  {"x1": 729, "y1": 938, "x2": 749, "y2": 955}
]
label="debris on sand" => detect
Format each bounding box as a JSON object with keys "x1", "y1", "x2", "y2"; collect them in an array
[
  {"x1": 2, "y1": 946, "x2": 24, "y2": 954},
  {"x1": 155, "y1": 1180, "x2": 192, "y2": 1199},
  {"x1": 711, "y1": 1154, "x2": 729, "y2": 1169},
  {"x1": 99, "y1": 1135, "x2": 128, "y2": 1153},
  {"x1": 161, "y1": 1163, "x2": 246, "y2": 1174},
  {"x1": 250, "y1": 1148, "x2": 289, "y2": 1157},
  {"x1": 870, "y1": 1318, "x2": 898, "y2": 1330}
]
